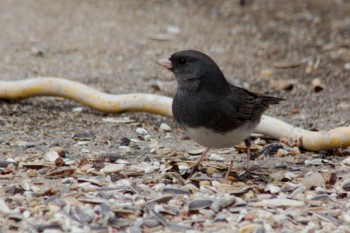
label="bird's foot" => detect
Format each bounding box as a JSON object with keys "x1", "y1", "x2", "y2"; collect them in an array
[
  {"x1": 185, "y1": 147, "x2": 210, "y2": 178},
  {"x1": 188, "y1": 164, "x2": 201, "y2": 177},
  {"x1": 244, "y1": 163, "x2": 251, "y2": 172}
]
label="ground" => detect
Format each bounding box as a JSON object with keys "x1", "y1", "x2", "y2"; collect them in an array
[{"x1": 0, "y1": 0, "x2": 350, "y2": 232}]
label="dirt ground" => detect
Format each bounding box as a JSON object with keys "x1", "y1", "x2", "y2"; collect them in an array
[{"x1": 0, "y1": 0, "x2": 350, "y2": 232}]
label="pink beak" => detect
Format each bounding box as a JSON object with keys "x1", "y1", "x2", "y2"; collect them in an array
[{"x1": 158, "y1": 58, "x2": 173, "y2": 69}]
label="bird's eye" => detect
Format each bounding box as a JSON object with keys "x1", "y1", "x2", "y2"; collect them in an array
[{"x1": 178, "y1": 58, "x2": 187, "y2": 65}]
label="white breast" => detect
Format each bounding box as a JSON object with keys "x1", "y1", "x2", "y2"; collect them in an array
[{"x1": 186, "y1": 123, "x2": 257, "y2": 148}]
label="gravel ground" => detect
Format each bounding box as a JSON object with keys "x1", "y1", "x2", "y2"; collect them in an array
[{"x1": 0, "y1": 1, "x2": 350, "y2": 232}]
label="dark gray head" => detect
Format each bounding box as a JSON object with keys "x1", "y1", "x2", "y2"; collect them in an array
[{"x1": 159, "y1": 50, "x2": 229, "y2": 92}]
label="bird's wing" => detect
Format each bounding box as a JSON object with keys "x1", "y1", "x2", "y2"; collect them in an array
[{"x1": 227, "y1": 86, "x2": 283, "y2": 122}]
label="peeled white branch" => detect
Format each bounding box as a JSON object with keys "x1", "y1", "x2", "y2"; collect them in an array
[
  {"x1": 0, "y1": 77, "x2": 349, "y2": 151},
  {"x1": 0, "y1": 78, "x2": 173, "y2": 116},
  {"x1": 256, "y1": 115, "x2": 350, "y2": 151}
]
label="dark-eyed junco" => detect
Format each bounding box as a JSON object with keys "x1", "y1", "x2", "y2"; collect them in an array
[{"x1": 158, "y1": 50, "x2": 283, "y2": 176}]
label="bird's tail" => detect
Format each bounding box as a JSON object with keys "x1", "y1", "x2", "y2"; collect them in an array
[{"x1": 261, "y1": 96, "x2": 285, "y2": 105}]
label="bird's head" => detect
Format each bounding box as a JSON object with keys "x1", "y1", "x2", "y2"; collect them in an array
[{"x1": 158, "y1": 50, "x2": 228, "y2": 92}]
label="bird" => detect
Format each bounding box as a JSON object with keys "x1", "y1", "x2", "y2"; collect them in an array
[{"x1": 158, "y1": 50, "x2": 284, "y2": 177}]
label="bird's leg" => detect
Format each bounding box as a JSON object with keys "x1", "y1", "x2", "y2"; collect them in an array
[
  {"x1": 244, "y1": 138, "x2": 252, "y2": 171},
  {"x1": 189, "y1": 147, "x2": 210, "y2": 177},
  {"x1": 225, "y1": 138, "x2": 252, "y2": 178},
  {"x1": 225, "y1": 160, "x2": 234, "y2": 179}
]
